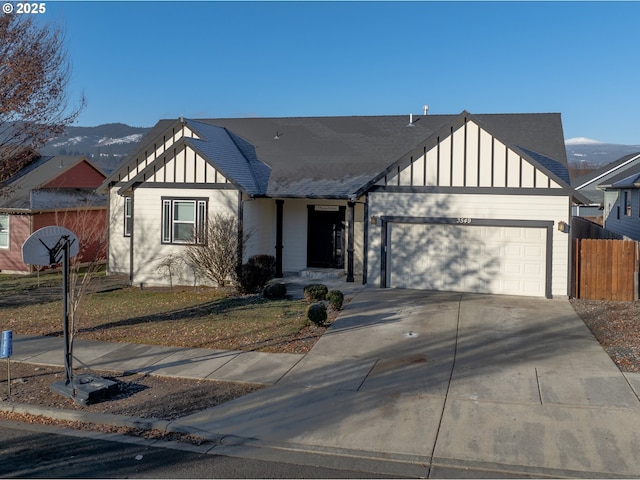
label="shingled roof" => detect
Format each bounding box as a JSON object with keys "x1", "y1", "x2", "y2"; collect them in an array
[
  {"x1": 0, "y1": 155, "x2": 106, "y2": 211},
  {"x1": 105, "y1": 112, "x2": 572, "y2": 199},
  {"x1": 573, "y1": 152, "x2": 640, "y2": 204}
]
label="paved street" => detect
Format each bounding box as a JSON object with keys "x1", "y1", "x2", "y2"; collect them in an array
[{"x1": 7, "y1": 287, "x2": 640, "y2": 478}]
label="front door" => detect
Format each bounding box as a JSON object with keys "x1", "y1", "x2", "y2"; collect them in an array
[{"x1": 307, "y1": 205, "x2": 345, "y2": 268}]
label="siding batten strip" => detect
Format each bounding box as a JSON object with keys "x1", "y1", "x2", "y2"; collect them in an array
[
  {"x1": 504, "y1": 146, "x2": 508, "y2": 187},
  {"x1": 463, "y1": 121, "x2": 467, "y2": 187},
  {"x1": 410, "y1": 156, "x2": 414, "y2": 186},
  {"x1": 519, "y1": 156, "x2": 523, "y2": 188},
  {"x1": 436, "y1": 138, "x2": 441, "y2": 186},
  {"x1": 423, "y1": 146, "x2": 427, "y2": 186},
  {"x1": 477, "y1": 128, "x2": 481, "y2": 186},
  {"x1": 491, "y1": 137, "x2": 495, "y2": 187},
  {"x1": 183, "y1": 147, "x2": 187, "y2": 182},
  {"x1": 173, "y1": 148, "x2": 177, "y2": 181},
  {"x1": 450, "y1": 126, "x2": 454, "y2": 186}
]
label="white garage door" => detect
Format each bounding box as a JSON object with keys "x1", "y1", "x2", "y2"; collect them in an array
[{"x1": 389, "y1": 223, "x2": 547, "y2": 297}]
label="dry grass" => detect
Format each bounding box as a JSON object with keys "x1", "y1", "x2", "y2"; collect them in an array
[{"x1": 0, "y1": 274, "x2": 334, "y2": 354}]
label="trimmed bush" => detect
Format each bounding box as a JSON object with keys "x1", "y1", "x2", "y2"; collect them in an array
[
  {"x1": 236, "y1": 263, "x2": 261, "y2": 294},
  {"x1": 249, "y1": 254, "x2": 276, "y2": 279},
  {"x1": 236, "y1": 254, "x2": 276, "y2": 294},
  {"x1": 306, "y1": 302, "x2": 328, "y2": 326},
  {"x1": 303, "y1": 284, "x2": 328, "y2": 302},
  {"x1": 263, "y1": 282, "x2": 287, "y2": 299},
  {"x1": 326, "y1": 289, "x2": 344, "y2": 311}
]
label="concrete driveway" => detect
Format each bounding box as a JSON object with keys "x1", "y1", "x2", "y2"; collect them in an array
[{"x1": 174, "y1": 288, "x2": 640, "y2": 478}]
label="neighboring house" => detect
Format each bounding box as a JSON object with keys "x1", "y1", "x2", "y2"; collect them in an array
[
  {"x1": 597, "y1": 161, "x2": 640, "y2": 241},
  {"x1": 0, "y1": 155, "x2": 107, "y2": 273},
  {"x1": 572, "y1": 152, "x2": 640, "y2": 219},
  {"x1": 99, "y1": 111, "x2": 587, "y2": 298}
]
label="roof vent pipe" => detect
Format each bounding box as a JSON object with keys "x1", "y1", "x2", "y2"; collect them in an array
[
  {"x1": 423, "y1": 105, "x2": 429, "y2": 115},
  {"x1": 407, "y1": 113, "x2": 414, "y2": 127}
]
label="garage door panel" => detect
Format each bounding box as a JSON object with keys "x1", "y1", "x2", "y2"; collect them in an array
[{"x1": 390, "y1": 224, "x2": 546, "y2": 297}]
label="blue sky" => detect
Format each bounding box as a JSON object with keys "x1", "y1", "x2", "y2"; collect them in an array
[{"x1": 40, "y1": 1, "x2": 640, "y2": 144}]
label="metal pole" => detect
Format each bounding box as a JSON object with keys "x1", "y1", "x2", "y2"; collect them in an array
[
  {"x1": 6, "y1": 357, "x2": 9, "y2": 397},
  {"x1": 62, "y1": 237, "x2": 73, "y2": 387}
]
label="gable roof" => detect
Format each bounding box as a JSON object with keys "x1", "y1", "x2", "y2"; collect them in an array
[
  {"x1": 572, "y1": 152, "x2": 640, "y2": 204},
  {"x1": 0, "y1": 155, "x2": 107, "y2": 211},
  {"x1": 598, "y1": 162, "x2": 640, "y2": 190},
  {"x1": 104, "y1": 112, "x2": 573, "y2": 200},
  {"x1": 184, "y1": 120, "x2": 270, "y2": 196},
  {"x1": 353, "y1": 111, "x2": 576, "y2": 198}
]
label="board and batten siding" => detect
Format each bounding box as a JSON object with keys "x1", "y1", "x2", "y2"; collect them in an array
[
  {"x1": 367, "y1": 192, "x2": 571, "y2": 297},
  {"x1": 366, "y1": 118, "x2": 572, "y2": 297},
  {"x1": 116, "y1": 124, "x2": 199, "y2": 185},
  {"x1": 383, "y1": 120, "x2": 562, "y2": 190},
  {"x1": 134, "y1": 144, "x2": 230, "y2": 186}
]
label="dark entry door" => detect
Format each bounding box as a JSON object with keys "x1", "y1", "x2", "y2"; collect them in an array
[{"x1": 307, "y1": 205, "x2": 345, "y2": 268}]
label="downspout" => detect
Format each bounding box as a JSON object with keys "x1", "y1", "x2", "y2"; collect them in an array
[
  {"x1": 29, "y1": 213, "x2": 34, "y2": 274},
  {"x1": 275, "y1": 199, "x2": 284, "y2": 278},
  {"x1": 380, "y1": 217, "x2": 387, "y2": 288},
  {"x1": 128, "y1": 193, "x2": 134, "y2": 285},
  {"x1": 237, "y1": 191, "x2": 244, "y2": 273},
  {"x1": 104, "y1": 188, "x2": 110, "y2": 277},
  {"x1": 346, "y1": 201, "x2": 355, "y2": 282},
  {"x1": 567, "y1": 197, "x2": 574, "y2": 298},
  {"x1": 362, "y1": 194, "x2": 369, "y2": 285}
]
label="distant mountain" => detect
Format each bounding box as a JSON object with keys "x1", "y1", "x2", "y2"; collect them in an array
[
  {"x1": 40, "y1": 124, "x2": 640, "y2": 178},
  {"x1": 565, "y1": 137, "x2": 640, "y2": 170},
  {"x1": 40, "y1": 123, "x2": 151, "y2": 173}
]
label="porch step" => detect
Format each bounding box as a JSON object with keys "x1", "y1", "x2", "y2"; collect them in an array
[{"x1": 298, "y1": 268, "x2": 345, "y2": 280}]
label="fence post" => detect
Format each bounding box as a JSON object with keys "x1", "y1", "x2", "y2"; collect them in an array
[
  {"x1": 635, "y1": 242, "x2": 639, "y2": 301},
  {"x1": 573, "y1": 238, "x2": 580, "y2": 298}
]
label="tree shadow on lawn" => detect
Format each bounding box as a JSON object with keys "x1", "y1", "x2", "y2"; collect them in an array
[{"x1": 46, "y1": 295, "x2": 309, "y2": 349}]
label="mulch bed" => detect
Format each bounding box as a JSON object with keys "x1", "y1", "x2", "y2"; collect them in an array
[{"x1": 570, "y1": 299, "x2": 640, "y2": 372}]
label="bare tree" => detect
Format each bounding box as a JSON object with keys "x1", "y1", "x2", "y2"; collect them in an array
[
  {"x1": 0, "y1": 14, "x2": 85, "y2": 180},
  {"x1": 157, "y1": 253, "x2": 184, "y2": 290},
  {"x1": 185, "y1": 212, "x2": 250, "y2": 288}
]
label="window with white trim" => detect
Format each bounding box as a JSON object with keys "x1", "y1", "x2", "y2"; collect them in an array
[
  {"x1": 161, "y1": 198, "x2": 207, "y2": 244},
  {"x1": 124, "y1": 197, "x2": 132, "y2": 237},
  {"x1": 0, "y1": 213, "x2": 8, "y2": 248}
]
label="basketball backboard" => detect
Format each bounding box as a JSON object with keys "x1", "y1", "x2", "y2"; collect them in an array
[{"x1": 22, "y1": 226, "x2": 79, "y2": 266}]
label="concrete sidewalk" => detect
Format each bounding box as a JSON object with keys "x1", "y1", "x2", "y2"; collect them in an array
[
  {"x1": 6, "y1": 287, "x2": 640, "y2": 478},
  {"x1": 173, "y1": 290, "x2": 640, "y2": 478}
]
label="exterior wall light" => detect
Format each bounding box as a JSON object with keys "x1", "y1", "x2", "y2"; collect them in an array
[{"x1": 557, "y1": 221, "x2": 569, "y2": 233}]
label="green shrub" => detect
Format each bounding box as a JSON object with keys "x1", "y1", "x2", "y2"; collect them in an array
[
  {"x1": 249, "y1": 254, "x2": 276, "y2": 279},
  {"x1": 306, "y1": 302, "x2": 328, "y2": 326},
  {"x1": 303, "y1": 284, "x2": 328, "y2": 302},
  {"x1": 236, "y1": 263, "x2": 261, "y2": 294},
  {"x1": 326, "y1": 290, "x2": 344, "y2": 310},
  {"x1": 263, "y1": 282, "x2": 287, "y2": 299},
  {"x1": 236, "y1": 254, "x2": 276, "y2": 294}
]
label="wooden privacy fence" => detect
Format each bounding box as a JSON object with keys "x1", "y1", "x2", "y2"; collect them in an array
[{"x1": 573, "y1": 239, "x2": 639, "y2": 301}]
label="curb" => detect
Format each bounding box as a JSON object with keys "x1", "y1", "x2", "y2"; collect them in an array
[
  {"x1": 0, "y1": 401, "x2": 626, "y2": 479},
  {"x1": 0, "y1": 400, "x2": 431, "y2": 477},
  {"x1": 0, "y1": 401, "x2": 171, "y2": 433}
]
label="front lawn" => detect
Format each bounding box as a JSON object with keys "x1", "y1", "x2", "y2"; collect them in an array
[{"x1": 0, "y1": 276, "x2": 323, "y2": 354}]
